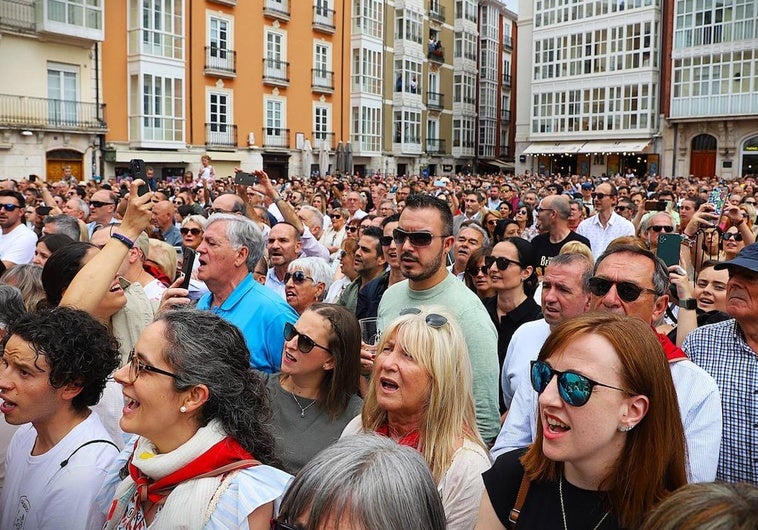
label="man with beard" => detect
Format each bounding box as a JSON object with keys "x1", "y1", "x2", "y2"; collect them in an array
[
  {"x1": 0, "y1": 190, "x2": 37, "y2": 268},
  {"x1": 356, "y1": 214, "x2": 404, "y2": 319},
  {"x1": 377, "y1": 194, "x2": 500, "y2": 442},
  {"x1": 337, "y1": 226, "x2": 385, "y2": 313}
]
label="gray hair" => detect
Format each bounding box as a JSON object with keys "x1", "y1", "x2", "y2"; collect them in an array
[
  {"x1": 459, "y1": 221, "x2": 490, "y2": 248},
  {"x1": 0, "y1": 285, "x2": 26, "y2": 331},
  {"x1": 1, "y1": 264, "x2": 45, "y2": 313},
  {"x1": 43, "y1": 214, "x2": 81, "y2": 241},
  {"x1": 640, "y1": 211, "x2": 676, "y2": 233},
  {"x1": 595, "y1": 244, "x2": 669, "y2": 296},
  {"x1": 298, "y1": 204, "x2": 324, "y2": 231},
  {"x1": 70, "y1": 197, "x2": 90, "y2": 219},
  {"x1": 278, "y1": 434, "x2": 446, "y2": 530},
  {"x1": 288, "y1": 256, "x2": 333, "y2": 296},
  {"x1": 548, "y1": 252, "x2": 593, "y2": 293},
  {"x1": 181, "y1": 214, "x2": 207, "y2": 230},
  {"x1": 206, "y1": 213, "x2": 264, "y2": 272}
]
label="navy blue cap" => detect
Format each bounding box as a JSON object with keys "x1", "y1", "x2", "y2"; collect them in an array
[
  {"x1": 715, "y1": 243, "x2": 758, "y2": 273},
  {"x1": 581, "y1": 182, "x2": 594, "y2": 189}
]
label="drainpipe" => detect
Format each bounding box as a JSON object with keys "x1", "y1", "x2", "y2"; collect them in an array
[
  {"x1": 672, "y1": 122, "x2": 678, "y2": 178},
  {"x1": 95, "y1": 41, "x2": 105, "y2": 179}
]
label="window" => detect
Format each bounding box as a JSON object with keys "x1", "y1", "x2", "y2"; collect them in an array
[
  {"x1": 209, "y1": 17, "x2": 229, "y2": 58},
  {"x1": 352, "y1": 47, "x2": 382, "y2": 94},
  {"x1": 48, "y1": 64, "x2": 78, "y2": 125},
  {"x1": 265, "y1": 30, "x2": 287, "y2": 79},
  {"x1": 314, "y1": 105, "x2": 329, "y2": 139},
  {"x1": 351, "y1": 105, "x2": 381, "y2": 152},
  {"x1": 314, "y1": 43, "x2": 330, "y2": 79},
  {"x1": 47, "y1": 0, "x2": 102, "y2": 29},
  {"x1": 353, "y1": 0, "x2": 382, "y2": 38},
  {"x1": 266, "y1": 99, "x2": 283, "y2": 134},
  {"x1": 393, "y1": 110, "x2": 421, "y2": 144},
  {"x1": 209, "y1": 92, "x2": 228, "y2": 130},
  {"x1": 140, "y1": 0, "x2": 183, "y2": 59},
  {"x1": 395, "y1": 8, "x2": 422, "y2": 44},
  {"x1": 394, "y1": 59, "x2": 422, "y2": 94},
  {"x1": 130, "y1": 73, "x2": 183, "y2": 142},
  {"x1": 315, "y1": 0, "x2": 330, "y2": 16}
]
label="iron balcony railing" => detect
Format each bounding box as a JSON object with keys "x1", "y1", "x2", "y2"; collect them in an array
[
  {"x1": 262, "y1": 127, "x2": 290, "y2": 148},
  {"x1": 429, "y1": 4, "x2": 445, "y2": 23},
  {"x1": 263, "y1": 58, "x2": 290, "y2": 84},
  {"x1": 0, "y1": 94, "x2": 106, "y2": 130},
  {"x1": 312, "y1": 69, "x2": 334, "y2": 92},
  {"x1": 312, "y1": 131, "x2": 334, "y2": 150},
  {"x1": 263, "y1": 0, "x2": 289, "y2": 19},
  {"x1": 205, "y1": 46, "x2": 236, "y2": 74},
  {"x1": 312, "y1": 6, "x2": 335, "y2": 32},
  {"x1": 205, "y1": 123, "x2": 237, "y2": 149},
  {"x1": 427, "y1": 91, "x2": 444, "y2": 109}
]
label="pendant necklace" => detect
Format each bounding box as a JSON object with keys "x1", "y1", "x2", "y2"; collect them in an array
[
  {"x1": 559, "y1": 474, "x2": 610, "y2": 530},
  {"x1": 289, "y1": 391, "x2": 317, "y2": 417}
]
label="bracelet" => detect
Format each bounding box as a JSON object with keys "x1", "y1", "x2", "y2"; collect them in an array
[{"x1": 111, "y1": 233, "x2": 134, "y2": 249}]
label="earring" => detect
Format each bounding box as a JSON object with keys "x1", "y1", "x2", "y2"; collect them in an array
[
  {"x1": 180, "y1": 405, "x2": 187, "y2": 413},
  {"x1": 618, "y1": 424, "x2": 633, "y2": 432}
]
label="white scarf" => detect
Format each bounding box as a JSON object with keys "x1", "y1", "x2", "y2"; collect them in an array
[{"x1": 105, "y1": 420, "x2": 228, "y2": 530}]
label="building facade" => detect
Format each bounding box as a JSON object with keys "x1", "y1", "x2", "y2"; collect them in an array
[
  {"x1": 663, "y1": 0, "x2": 758, "y2": 179},
  {"x1": 0, "y1": 0, "x2": 106, "y2": 181}
]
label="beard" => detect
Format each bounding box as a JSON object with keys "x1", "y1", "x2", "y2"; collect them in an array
[{"x1": 400, "y1": 249, "x2": 444, "y2": 283}]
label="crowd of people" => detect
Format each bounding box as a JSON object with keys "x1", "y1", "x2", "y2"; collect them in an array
[{"x1": 0, "y1": 161, "x2": 756, "y2": 529}]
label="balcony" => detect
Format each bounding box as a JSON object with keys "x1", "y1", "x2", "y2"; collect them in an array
[
  {"x1": 262, "y1": 127, "x2": 290, "y2": 148},
  {"x1": 501, "y1": 109, "x2": 511, "y2": 122},
  {"x1": 38, "y1": 0, "x2": 104, "y2": 42},
  {"x1": 205, "y1": 47, "x2": 236, "y2": 77},
  {"x1": 426, "y1": 138, "x2": 445, "y2": 154},
  {"x1": 263, "y1": 0, "x2": 290, "y2": 21},
  {"x1": 312, "y1": 132, "x2": 334, "y2": 150},
  {"x1": 263, "y1": 59, "x2": 289, "y2": 86},
  {"x1": 502, "y1": 73, "x2": 511, "y2": 87},
  {"x1": 205, "y1": 123, "x2": 237, "y2": 150},
  {"x1": 503, "y1": 36, "x2": 513, "y2": 50},
  {"x1": 0, "y1": 0, "x2": 35, "y2": 35},
  {"x1": 312, "y1": 69, "x2": 334, "y2": 93},
  {"x1": 429, "y1": 4, "x2": 445, "y2": 23},
  {"x1": 0, "y1": 94, "x2": 106, "y2": 132},
  {"x1": 428, "y1": 45, "x2": 445, "y2": 64},
  {"x1": 312, "y1": 6, "x2": 335, "y2": 33},
  {"x1": 427, "y1": 91, "x2": 444, "y2": 110}
]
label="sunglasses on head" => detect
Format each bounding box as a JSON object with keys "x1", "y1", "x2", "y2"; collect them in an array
[
  {"x1": 649, "y1": 225, "x2": 674, "y2": 233},
  {"x1": 723, "y1": 232, "x2": 743, "y2": 241},
  {"x1": 399, "y1": 307, "x2": 449, "y2": 328},
  {"x1": 0, "y1": 203, "x2": 20, "y2": 212},
  {"x1": 284, "y1": 270, "x2": 314, "y2": 285},
  {"x1": 89, "y1": 200, "x2": 114, "y2": 208},
  {"x1": 591, "y1": 192, "x2": 614, "y2": 200},
  {"x1": 392, "y1": 228, "x2": 443, "y2": 247},
  {"x1": 467, "y1": 265, "x2": 489, "y2": 276},
  {"x1": 180, "y1": 227, "x2": 203, "y2": 236},
  {"x1": 485, "y1": 255, "x2": 521, "y2": 271},
  {"x1": 283, "y1": 322, "x2": 331, "y2": 354},
  {"x1": 530, "y1": 360, "x2": 630, "y2": 407},
  {"x1": 588, "y1": 276, "x2": 659, "y2": 302}
]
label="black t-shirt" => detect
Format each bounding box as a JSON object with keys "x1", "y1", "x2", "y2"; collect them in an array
[
  {"x1": 531, "y1": 231, "x2": 592, "y2": 276},
  {"x1": 482, "y1": 449, "x2": 621, "y2": 529}
]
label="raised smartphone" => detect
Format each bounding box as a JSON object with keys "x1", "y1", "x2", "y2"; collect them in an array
[{"x1": 656, "y1": 233, "x2": 683, "y2": 267}]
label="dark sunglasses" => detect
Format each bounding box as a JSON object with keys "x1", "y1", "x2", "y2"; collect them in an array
[
  {"x1": 530, "y1": 360, "x2": 630, "y2": 407},
  {"x1": 89, "y1": 200, "x2": 114, "y2": 208},
  {"x1": 486, "y1": 219, "x2": 498, "y2": 226},
  {"x1": 392, "y1": 228, "x2": 443, "y2": 247},
  {"x1": 517, "y1": 209, "x2": 528, "y2": 215},
  {"x1": 346, "y1": 225, "x2": 359, "y2": 232},
  {"x1": 0, "y1": 203, "x2": 20, "y2": 212},
  {"x1": 270, "y1": 519, "x2": 303, "y2": 530},
  {"x1": 379, "y1": 235, "x2": 394, "y2": 246},
  {"x1": 591, "y1": 192, "x2": 614, "y2": 200},
  {"x1": 614, "y1": 205, "x2": 629, "y2": 212},
  {"x1": 329, "y1": 213, "x2": 343, "y2": 219},
  {"x1": 723, "y1": 232, "x2": 743, "y2": 241},
  {"x1": 649, "y1": 225, "x2": 674, "y2": 233},
  {"x1": 588, "y1": 276, "x2": 659, "y2": 302},
  {"x1": 180, "y1": 227, "x2": 203, "y2": 236},
  {"x1": 284, "y1": 270, "x2": 314, "y2": 284},
  {"x1": 399, "y1": 307, "x2": 449, "y2": 328},
  {"x1": 283, "y1": 322, "x2": 331, "y2": 354},
  {"x1": 485, "y1": 255, "x2": 521, "y2": 271},
  {"x1": 467, "y1": 265, "x2": 489, "y2": 276}
]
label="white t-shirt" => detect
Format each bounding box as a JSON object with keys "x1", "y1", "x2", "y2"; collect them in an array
[
  {"x1": 142, "y1": 278, "x2": 167, "y2": 303},
  {"x1": 0, "y1": 411, "x2": 119, "y2": 530},
  {"x1": 0, "y1": 223, "x2": 37, "y2": 265}
]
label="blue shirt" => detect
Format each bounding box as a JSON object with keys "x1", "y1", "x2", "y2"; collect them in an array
[
  {"x1": 198, "y1": 273, "x2": 298, "y2": 373},
  {"x1": 161, "y1": 224, "x2": 183, "y2": 246}
]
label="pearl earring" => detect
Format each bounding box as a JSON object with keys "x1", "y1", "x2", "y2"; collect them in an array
[{"x1": 180, "y1": 405, "x2": 187, "y2": 413}]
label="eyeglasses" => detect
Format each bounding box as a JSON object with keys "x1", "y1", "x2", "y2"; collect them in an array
[
  {"x1": 379, "y1": 235, "x2": 394, "y2": 246},
  {"x1": 614, "y1": 206, "x2": 629, "y2": 212},
  {"x1": 591, "y1": 192, "x2": 615, "y2": 200},
  {"x1": 127, "y1": 349, "x2": 178, "y2": 384},
  {"x1": 329, "y1": 213, "x2": 343, "y2": 219},
  {"x1": 0, "y1": 203, "x2": 20, "y2": 212},
  {"x1": 346, "y1": 225, "x2": 359, "y2": 232},
  {"x1": 399, "y1": 307, "x2": 449, "y2": 328},
  {"x1": 530, "y1": 360, "x2": 630, "y2": 407},
  {"x1": 745, "y1": 200, "x2": 757, "y2": 205},
  {"x1": 89, "y1": 201, "x2": 114, "y2": 208},
  {"x1": 180, "y1": 227, "x2": 203, "y2": 236},
  {"x1": 535, "y1": 207, "x2": 554, "y2": 214},
  {"x1": 283, "y1": 322, "x2": 332, "y2": 354},
  {"x1": 485, "y1": 255, "x2": 521, "y2": 271},
  {"x1": 648, "y1": 225, "x2": 674, "y2": 233},
  {"x1": 486, "y1": 219, "x2": 498, "y2": 226},
  {"x1": 270, "y1": 519, "x2": 304, "y2": 530},
  {"x1": 588, "y1": 276, "x2": 659, "y2": 302},
  {"x1": 467, "y1": 265, "x2": 489, "y2": 276},
  {"x1": 516, "y1": 209, "x2": 528, "y2": 215},
  {"x1": 723, "y1": 232, "x2": 743, "y2": 241},
  {"x1": 284, "y1": 270, "x2": 314, "y2": 285},
  {"x1": 392, "y1": 228, "x2": 444, "y2": 247}
]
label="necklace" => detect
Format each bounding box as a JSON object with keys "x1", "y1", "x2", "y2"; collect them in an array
[
  {"x1": 289, "y1": 391, "x2": 317, "y2": 417},
  {"x1": 559, "y1": 474, "x2": 610, "y2": 530}
]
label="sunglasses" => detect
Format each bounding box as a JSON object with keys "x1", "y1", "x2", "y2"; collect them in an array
[
  {"x1": 392, "y1": 228, "x2": 443, "y2": 247},
  {"x1": 89, "y1": 201, "x2": 114, "y2": 208},
  {"x1": 284, "y1": 270, "x2": 314, "y2": 284},
  {"x1": 399, "y1": 307, "x2": 449, "y2": 328},
  {"x1": 486, "y1": 219, "x2": 498, "y2": 226},
  {"x1": 516, "y1": 209, "x2": 528, "y2": 215},
  {"x1": 180, "y1": 227, "x2": 203, "y2": 236},
  {"x1": 127, "y1": 349, "x2": 178, "y2": 384},
  {"x1": 485, "y1": 255, "x2": 521, "y2": 271},
  {"x1": 270, "y1": 519, "x2": 303, "y2": 530},
  {"x1": 530, "y1": 360, "x2": 629, "y2": 407},
  {"x1": 0, "y1": 203, "x2": 20, "y2": 212},
  {"x1": 588, "y1": 276, "x2": 659, "y2": 302},
  {"x1": 723, "y1": 232, "x2": 743, "y2": 241},
  {"x1": 614, "y1": 205, "x2": 629, "y2": 212},
  {"x1": 745, "y1": 200, "x2": 757, "y2": 205},
  {"x1": 649, "y1": 225, "x2": 674, "y2": 233},
  {"x1": 535, "y1": 207, "x2": 554, "y2": 214},
  {"x1": 346, "y1": 225, "x2": 359, "y2": 232},
  {"x1": 329, "y1": 213, "x2": 343, "y2": 219},
  {"x1": 379, "y1": 235, "x2": 394, "y2": 246},
  {"x1": 591, "y1": 192, "x2": 614, "y2": 200},
  {"x1": 467, "y1": 265, "x2": 489, "y2": 276},
  {"x1": 283, "y1": 322, "x2": 331, "y2": 354}
]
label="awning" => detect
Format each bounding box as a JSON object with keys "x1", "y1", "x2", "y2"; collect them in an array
[
  {"x1": 480, "y1": 159, "x2": 515, "y2": 170},
  {"x1": 578, "y1": 140, "x2": 651, "y2": 154},
  {"x1": 522, "y1": 142, "x2": 586, "y2": 155}
]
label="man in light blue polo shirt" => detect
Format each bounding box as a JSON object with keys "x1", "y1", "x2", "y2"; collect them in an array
[{"x1": 196, "y1": 213, "x2": 297, "y2": 372}]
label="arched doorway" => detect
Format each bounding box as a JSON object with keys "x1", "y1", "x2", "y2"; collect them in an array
[
  {"x1": 46, "y1": 149, "x2": 83, "y2": 182},
  {"x1": 689, "y1": 134, "x2": 716, "y2": 178}
]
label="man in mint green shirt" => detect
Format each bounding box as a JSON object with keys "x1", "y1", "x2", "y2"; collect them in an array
[{"x1": 378, "y1": 194, "x2": 500, "y2": 441}]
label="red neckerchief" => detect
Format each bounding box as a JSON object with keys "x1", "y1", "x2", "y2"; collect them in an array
[
  {"x1": 655, "y1": 331, "x2": 688, "y2": 362},
  {"x1": 128, "y1": 437, "x2": 254, "y2": 504},
  {"x1": 375, "y1": 423, "x2": 421, "y2": 449},
  {"x1": 142, "y1": 262, "x2": 172, "y2": 287}
]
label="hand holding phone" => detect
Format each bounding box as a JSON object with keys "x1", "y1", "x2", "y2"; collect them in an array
[
  {"x1": 234, "y1": 171, "x2": 259, "y2": 186},
  {"x1": 179, "y1": 248, "x2": 196, "y2": 290}
]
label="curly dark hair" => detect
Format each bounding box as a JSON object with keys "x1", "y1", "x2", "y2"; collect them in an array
[
  {"x1": 156, "y1": 309, "x2": 281, "y2": 467},
  {"x1": 4, "y1": 307, "x2": 120, "y2": 411}
]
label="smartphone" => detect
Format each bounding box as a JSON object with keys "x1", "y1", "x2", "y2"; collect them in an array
[
  {"x1": 35, "y1": 205, "x2": 52, "y2": 216},
  {"x1": 28, "y1": 174, "x2": 37, "y2": 183},
  {"x1": 130, "y1": 159, "x2": 150, "y2": 196},
  {"x1": 708, "y1": 188, "x2": 728, "y2": 214},
  {"x1": 433, "y1": 180, "x2": 445, "y2": 187},
  {"x1": 179, "y1": 248, "x2": 196, "y2": 290},
  {"x1": 644, "y1": 200, "x2": 667, "y2": 211},
  {"x1": 656, "y1": 233, "x2": 682, "y2": 267},
  {"x1": 234, "y1": 171, "x2": 258, "y2": 186}
]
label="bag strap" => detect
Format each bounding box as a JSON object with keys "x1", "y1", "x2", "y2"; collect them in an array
[
  {"x1": 508, "y1": 472, "x2": 531, "y2": 528},
  {"x1": 60, "y1": 439, "x2": 119, "y2": 468}
]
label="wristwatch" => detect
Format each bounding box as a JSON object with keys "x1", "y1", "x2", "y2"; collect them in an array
[{"x1": 678, "y1": 298, "x2": 697, "y2": 310}]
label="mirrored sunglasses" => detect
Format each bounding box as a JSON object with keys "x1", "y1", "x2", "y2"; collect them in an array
[
  {"x1": 530, "y1": 360, "x2": 629, "y2": 407},
  {"x1": 284, "y1": 271, "x2": 314, "y2": 285}
]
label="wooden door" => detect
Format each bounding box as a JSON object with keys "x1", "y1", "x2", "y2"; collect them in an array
[
  {"x1": 45, "y1": 160, "x2": 83, "y2": 182},
  {"x1": 690, "y1": 151, "x2": 716, "y2": 178}
]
